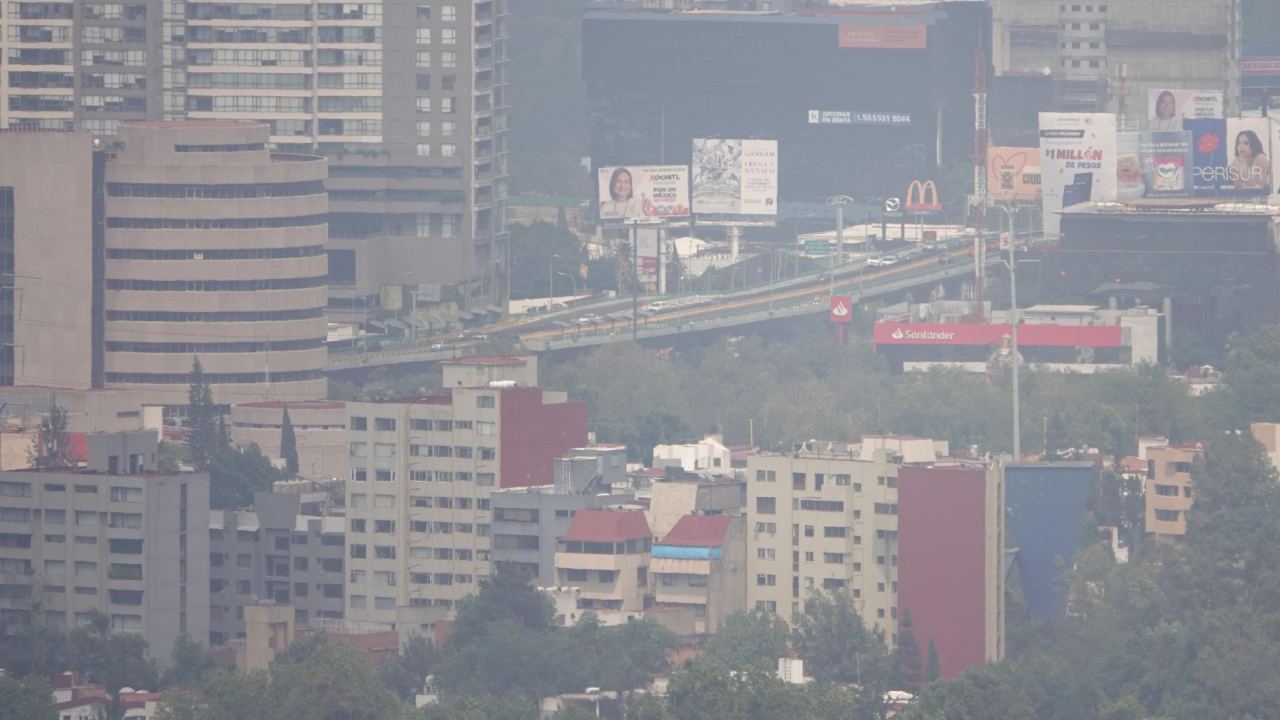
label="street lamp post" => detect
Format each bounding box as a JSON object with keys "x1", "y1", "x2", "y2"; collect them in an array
[
  {"x1": 992, "y1": 202, "x2": 1036, "y2": 461},
  {"x1": 826, "y1": 195, "x2": 854, "y2": 297},
  {"x1": 547, "y1": 254, "x2": 562, "y2": 313}
]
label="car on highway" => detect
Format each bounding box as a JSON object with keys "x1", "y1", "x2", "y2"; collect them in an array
[
  {"x1": 866, "y1": 255, "x2": 896, "y2": 267},
  {"x1": 644, "y1": 301, "x2": 673, "y2": 313}
]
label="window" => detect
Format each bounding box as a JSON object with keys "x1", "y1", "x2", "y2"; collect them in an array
[
  {"x1": 476, "y1": 420, "x2": 494, "y2": 435},
  {"x1": 44, "y1": 560, "x2": 66, "y2": 576},
  {"x1": 1155, "y1": 509, "x2": 1180, "y2": 522},
  {"x1": 476, "y1": 395, "x2": 495, "y2": 409},
  {"x1": 350, "y1": 519, "x2": 366, "y2": 533},
  {"x1": 440, "y1": 143, "x2": 457, "y2": 158},
  {"x1": 565, "y1": 568, "x2": 587, "y2": 582},
  {"x1": 755, "y1": 574, "x2": 777, "y2": 586},
  {"x1": 373, "y1": 444, "x2": 395, "y2": 458},
  {"x1": 441, "y1": 120, "x2": 456, "y2": 136},
  {"x1": 416, "y1": 28, "x2": 431, "y2": 44},
  {"x1": 824, "y1": 553, "x2": 845, "y2": 564},
  {"x1": 754, "y1": 469, "x2": 776, "y2": 482},
  {"x1": 416, "y1": 4, "x2": 431, "y2": 18},
  {"x1": 479, "y1": 447, "x2": 495, "y2": 461},
  {"x1": 350, "y1": 570, "x2": 366, "y2": 584},
  {"x1": 109, "y1": 487, "x2": 143, "y2": 503},
  {"x1": 375, "y1": 520, "x2": 395, "y2": 533},
  {"x1": 351, "y1": 494, "x2": 367, "y2": 509},
  {"x1": 441, "y1": 28, "x2": 456, "y2": 44},
  {"x1": 74, "y1": 511, "x2": 98, "y2": 527},
  {"x1": 792, "y1": 473, "x2": 806, "y2": 490},
  {"x1": 598, "y1": 570, "x2": 616, "y2": 583},
  {"x1": 375, "y1": 469, "x2": 394, "y2": 482},
  {"x1": 416, "y1": 97, "x2": 432, "y2": 113},
  {"x1": 415, "y1": 51, "x2": 432, "y2": 68},
  {"x1": 375, "y1": 545, "x2": 396, "y2": 559},
  {"x1": 44, "y1": 510, "x2": 65, "y2": 525},
  {"x1": 350, "y1": 417, "x2": 368, "y2": 431},
  {"x1": 757, "y1": 547, "x2": 775, "y2": 560},
  {"x1": 350, "y1": 544, "x2": 366, "y2": 559},
  {"x1": 835, "y1": 474, "x2": 851, "y2": 486},
  {"x1": 441, "y1": 51, "x2": 456, "y2": 68},
  {"x1": 756, "y1": 497, "x2": 776, "y2": 515},
  {"x1": 350, "y1": 595, "x2": 366, "y2": 609},
  {"x1": 441, "y1": 3, "x2": 456, "y2": 21},
  {"x1": 374, "y1": 495, "x2": 395, "y2": 508},
  {"x1": 374, "y1": 571, "x2": 396, "y2": 586},
  {"x1": 824, "y1": 526, "x2": 848, "y2": 538},
  {"x1": 375, "y1": 418, "x2": 396, "y2": 431},
  {"x1": 0, "y1": 482, "x2": 30, "y2": 497},
  {"x1": 349, "y1": 443, "x2": 367, "y2": 458}
]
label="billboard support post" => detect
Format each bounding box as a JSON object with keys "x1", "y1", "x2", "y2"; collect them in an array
[{"x1": 728, "y1": 225, "x2": 741, "y2": 262}]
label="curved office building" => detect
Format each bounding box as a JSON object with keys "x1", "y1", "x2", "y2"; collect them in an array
[{"x1": 104, "y1": 121, "x2": 328, "y2": 410}]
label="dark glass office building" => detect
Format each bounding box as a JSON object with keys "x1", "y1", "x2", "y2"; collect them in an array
[{"x1": 583, "y1": 1, "x2": 991, "y2": 214}]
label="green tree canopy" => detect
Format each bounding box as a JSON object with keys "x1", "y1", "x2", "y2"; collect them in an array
[{"x1": 701, "y1": 609, "x2": 790, "y2": 671}]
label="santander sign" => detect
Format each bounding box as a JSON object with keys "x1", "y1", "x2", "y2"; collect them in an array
[
  {"x1": 889, "y1": 327, "x2": 955, "y2": 341},
  {"x1": 873, "y1": 322, "x2": 1123, "y2": 347}
]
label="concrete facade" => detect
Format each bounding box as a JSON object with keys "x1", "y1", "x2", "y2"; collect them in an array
[
  {"x1": 744, "y1": 443, "x2": 901, "y2": 636},
  {"x1": 0, "y1": 131, "x2": 97, "y2": 389},
  {"x1": 0, "y1": 434, "x2": 209, "y2": 667},
  {"x1": 230, "y1": 400, "x2": 349, "y2": 479},
  {"x1": 342, "y1": 384, "x2": 587, "y2": 623},
  {"x1": 103, "y1": 121, "x2": 329, "y2": 410},
  {"x1": 207, "y1": 492, "x2": 346, "y2": 646},
  {"x1": 554, "y1": 509, "x2": 652, "y2": 614},
  {"x1": 646, "y1": 478, "x2": 745, "y2": 541}
]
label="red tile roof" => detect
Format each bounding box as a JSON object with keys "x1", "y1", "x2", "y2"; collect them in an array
[
  {"x1": 563, "y1": 509, "x2": 651, "y2": 542},
  {"x1": 660, "y1": 515, "x2": 732, "y2": 547}
]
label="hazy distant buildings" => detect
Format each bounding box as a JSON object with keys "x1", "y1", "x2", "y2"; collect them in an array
[
  {"x1": 989, "y1": 0, "x2": 1234, "y2": 125},
  {"x1": 0, "y1": 0, "x2": 509, "y2": 317},
  {"x1": 583, "y1": 1, "x2": 990, "y2": 209}
]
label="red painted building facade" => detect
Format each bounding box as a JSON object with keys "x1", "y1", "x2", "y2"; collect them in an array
[{"x1": 897, "y1": 464, "x2": 1004, "y2": 679}]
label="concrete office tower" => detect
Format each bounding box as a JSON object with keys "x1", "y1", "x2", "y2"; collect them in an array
[
  {"x1": 745, "y1": 443, "x2": 902, "y2": 635},
  {"x1": 897, "y1": 463, "x2": 1005, "y2": 679},
  {"x1": 0, "y1": 130, "x2": 98, "y2": 388},
  {"x1": 343, "y1": 381, "x2": 586, "y2": 623},
  {"x1": 0, "y1": 431, "x2": 209, "y2": 667},
  {"x1": 103, "y1": 121, "x2": 329, "y2": 409}
]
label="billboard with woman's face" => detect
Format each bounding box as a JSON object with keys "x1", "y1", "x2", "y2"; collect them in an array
[
  {"x1": 1185, "y1": 118, "x2": 1271, "y2": 197},
  {"x1": 596, "y1": 165, "x2": 690, "y2": 223},
  {"x1": 1146, "y1": 90, "x2": 1222, "y2": 132}
]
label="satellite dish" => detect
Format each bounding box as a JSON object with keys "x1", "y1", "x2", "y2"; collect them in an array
[{"x1": 884, "y1": 197, "x2": 902, "y2": 213}]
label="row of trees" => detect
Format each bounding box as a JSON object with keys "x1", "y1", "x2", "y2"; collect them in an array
[{"x1": 542, "y1": 320, "x2": 1280, "y2": 461}]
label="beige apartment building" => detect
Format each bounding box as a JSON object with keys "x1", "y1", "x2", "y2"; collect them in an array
[
  {"x1": 745, "y1": 443, "x2": 903, "y2": 635},
  {"x1": 651, "y1": 514, "x2": 746, "y2": 634},
  {"x1": 103, "y1": 121, "x2": 329, "y2": 410},
  {"x1": 343, "y1": 358, "x2": 586, "y2": 624},
  {"x1": 554, "y1": 509, "x2": 653, "y2": 614},
  {"x1": 1144, "y1": 444, "x2": 1200, "y2": 539},
  {"x1": 230, "y1": 400, "x2": 350, "y2": 479},
  {"x1": 0, "y1": 431, "x2": 209, "y2": 667}
]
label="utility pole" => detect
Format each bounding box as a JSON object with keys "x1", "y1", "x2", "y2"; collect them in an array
[
  {"x1": 1009, "y1": 234, "x2": 1020, "y2": 460},
  {"x1": 972, "y1": 45, "x2": 988, "y2": 312},
  {"x1": 631, "y1": 224, "x2": 639, "y2": 340}
]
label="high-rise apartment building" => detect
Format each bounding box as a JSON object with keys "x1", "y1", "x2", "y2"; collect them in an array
[
  {"x1": 744, "y1": 443, "x2": 902, "y2": 636},
  {"x1": 0, "y1": 431, "x2": 209, "y2": 667},
  {"x1": 1, "y1": 0, "x2": 510, "y2": 314},
  {"x1": 342, "y1": 367, "x2": 586, "y2": 623}
]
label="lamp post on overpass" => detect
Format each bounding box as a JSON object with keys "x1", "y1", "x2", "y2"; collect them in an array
[
  {"x1": 993, "y1": 202, "x2": 1038, "y2": 461},
  {"x1": 826, "y1": 194, "x2": 855, "y2": 275}
]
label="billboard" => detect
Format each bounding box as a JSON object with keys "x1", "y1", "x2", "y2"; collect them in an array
[
  {"x1": 1039, "y1": 112, "x2": 1117, "y2": 238},
  {"x1": 872, "y1": 322, "x2": 1123, "y2": 347},
  {"x1": 1146, "y1": 89, "x2": 1223, "y2": 131},
  {"x1": 633, "y1": 228, "x2": 660, "y2": 285},
  {"x1": 691, "y1": 139, "x2": 779, "y2": 217},
  {"x1": 807, "y1": 110, "x2": 912, "y2": 126},
  {"x1": 988, "y1": 145, "x2": 1041, "y2": 202},
  {"x1": 597, "y1": 165, "x2": 690, "y2": 223},
  {"x1": 1184, "y1": 118, "x2": 1272, "y2": 198},
  {"x1": 1115, "y1": 131, "x2": 1194, "y2": 200},
  {"x1": 838, "y1": 24, "x2": 927, "y2": 49}
]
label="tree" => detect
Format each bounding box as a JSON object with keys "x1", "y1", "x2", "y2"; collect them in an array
[
  {"x1": 163, "y1": 635, "x2": 218, "y2": 689},
  {"x1": 380, "y1": 635, "x2": 438, "y2": 701},
  {"x1": 187, "y1": 357, "x2": 220, "y2": 470},
  {"x1": 66, "y1": 611, "x2": 160, "y2": 697},
  {"x1": 448, "y1": 567, "x2": 554, "y2": 649},
  {"x1": 791, "y1": 590, "x2": 888, "y2": 686},
  {"x1": 269, "y1": 641, "x2": 404, "y2": 720},
  {"x1": 702, "y1": 609, "x2": 790, "y2": 670},
  {"x1": 419, "y1": 694, "x2": 537, "y2": 720},
  {"x1": 30, "y1": 395, "x2": 70, "y2": 468},
  {"x1": 0, "y1": 674, "x2": 56, "y2": 720},
  {"x1": 279, "y1": 408, "x2": 299, "y2": 476},
  {"x1": 208, "y1": 442, "x2": 279, "y2": 509},
  {"x1": 925, "y1": 638, "x2": 941, "y2": 683},
  {"x1": 506, "y1": 222, "x2": 584, "y2": 300},
  {"x1": 892, "y1": 609, "x2": 924, "y2": 690}
]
